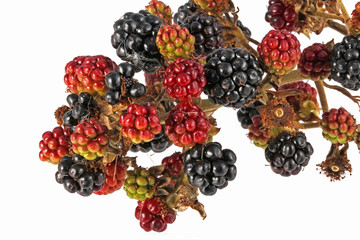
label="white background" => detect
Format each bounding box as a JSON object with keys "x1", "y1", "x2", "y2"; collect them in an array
[{"x1": 1, "y1": 0, "x2": 360, "y2": 239}]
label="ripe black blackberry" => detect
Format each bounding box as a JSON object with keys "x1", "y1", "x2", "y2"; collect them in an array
[
  {"x1": 63, "y1": 92, "x2": 96, "y2": 129},
  {"x1": 236, "y1": 19, "x2": 251, "y2": 37},
  {"x1": 183, "y1": 142, "x2": 237, "y2": 196},
  {"x1": 111, "y1": 10, "x2": 163, "y2": 73},
  {"x1": 55, "y1": 155, "x2": 105, "y2": 196},
  {"x1": 265, "y1": 132, "x2": 314, "y2": 177},
  {"x1": 182, "y1": 12, "x2": 224, "y2": 57},
  {"x1": 173, "y1": 0, "x2": 197, "y2": 25},
  {"x1": 204, "y1": 48, "x2": 264, "y2": 108},
  {"x1": 105, "y1": 63, "x2": 146, "y2": 105},
  {"x1": 130, "y1": 126, "x2": 172, "y2": 153},
  {"x1": 331, "y1": 35, "x2": 360, "y2": 91},
  {"x1": 237, "y1": 100, "x2": 264, "y2": 129}
]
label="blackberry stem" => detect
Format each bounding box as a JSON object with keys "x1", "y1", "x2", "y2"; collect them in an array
[
  {"x1": 298, "y1": 121, "x2": 321, "y2": 129},
  {"x1": 246, "y1": 36, "x2": 260, "y2": 45},
  {"x1": 337, "y1": 0, "x2": 352, "y2": 35},
  {"x1": 306, "y1": 11, "x2": 344, "y2": 22},
  {"x1": 261, "y1": 70, "x2": 305, "y2": 91},
  {"x1": 327, "y1": 20, "x2": 348, "y2": 35},
  {"x1": 315, "y1": 80, "x2": 329, "y2": 113}
]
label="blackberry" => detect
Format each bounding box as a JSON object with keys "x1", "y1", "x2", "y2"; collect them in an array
[
  {"x1": 182, "y1": 13, "x2": 224, "y2": 57},
  {"x1": 105, "y1": 63, "x2": 146, "y2": 105},
  {"x1": 236, "y1": 19, "x2": 251, "y2": 37},
  {"x1": 62, "y1": 92, "x2": 96, "y2": 128},
  {"x1": 130, "y1": 126, "x2": 172, "y2": 153},
  {"x1": 173, "y1": 0, "x2": 197, "y2": 25},
  {"x1": 55, "y1": 155, "x2": 105, "y2": 196},
  {"x1": 265, "y1": 0, "x2": 297, "y2": 32},
  {"x1": 237, "y1": 100, "x2": 264, "y2": 129},
  {"x1": 265, "y1": 132, "x2": 314, "y2": 177},
  {"x1": 111, "y1": 11, "x2": 163, "y2": 73},
  {"x1": 204, "y1": 48, "x2": 264, "y2": 108},
  {"x1": 331, "y1": 35, "x2": 360, "y2": 90},
  {"x1": 183, "y1": 142, "x2": 237, "y2": 196}
]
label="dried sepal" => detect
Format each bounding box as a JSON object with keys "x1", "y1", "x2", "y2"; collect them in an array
[{"x1": 259, "y1": 98, "x2": 296, "y2": 129}]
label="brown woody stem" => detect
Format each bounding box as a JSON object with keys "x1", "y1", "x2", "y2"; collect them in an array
[
  {"x1": 327, "y1": 20, "x2": 348, "y2": 35},
  {"x1": 261, "y1": 70, "x2": 305, "y2": 91},
  {"x1": 306, "y1": 11, "x2": 344, "y2": 22},
  {"x1": 315, "y1": 80, "x2": 329, "y2": 113},
  {"x1": 298, "y1": 121, "x2": 321, "y2": 129},
  {"x1": 246, "y1": 36, "x2": 260, "y2": 45},
  {"x1": 338, "y1": 0, "x2": 353, "y2": 34}
]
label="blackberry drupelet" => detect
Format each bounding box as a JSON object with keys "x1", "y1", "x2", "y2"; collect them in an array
[
  {"x1": 236, "y1": 19, "x2": 251, "y2": 37},
  {"x1": 174, "y1": 0, "x2": 197, "y2": 25},
  {"x1": 237, "y1": 100, "x2": 264, "y2": 129},
  {"x1": 55, "y1": 155, "x2": 105, "y2": 196},
  {"x1": 204, "y1": 48, "x2": 264, "y2": 108},
  {"x1": 183, "y1": 142, "x2": 237, "y2": 196},
  {"x1": 182, "y1": 12, "x2": 224, "y2": 57},
  {"x1": 130, "y1": 126, "x2": 172, "y2": 153},
  {"x1": 265, "y1": 132, "x2": 314, "y2": 177},
  {"x1": 331, "y1": 34, "x2": 360, "y2": 90},
  {"x1": 111, "y1": 11, "x2": 163, "y2": 73}
]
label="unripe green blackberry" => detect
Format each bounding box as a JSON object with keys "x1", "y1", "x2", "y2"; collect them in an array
[{"x1": 124, "y1": 168, "x2": 155, "y2": 201}]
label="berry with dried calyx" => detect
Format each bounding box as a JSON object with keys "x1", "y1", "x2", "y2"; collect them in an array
[
  {"x1": 257, "y1": 29, "x2": 301, "y2": 76},
  {"x1": 156, "y1": 24, "x2": 196, "y2": 60},
  {"x1": 145, "y1": 0, "x2": 172, "y2": 24},
  {"x1": 124, "y1": 168, "x2": 155, "y2": 201},
  {"x1": 321, "y1": 107, "x2": 357, "y2": 144},
  {"x1": 39, "y1": 127, "x2": 71, "y2": 164},
  {"x1": 260, "y1": 98, "x2": 296, "y2": 129}
]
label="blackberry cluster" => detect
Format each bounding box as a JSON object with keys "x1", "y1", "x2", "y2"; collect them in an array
[
  {"x1": 182, "y1": 12, "x2": 224, "y2": 56},
  {"x1": 173, "y1": 0, "x2": 197, "y2": 25},
  {"x1": 331, "y1": 35, "x2": 360, "y2": 90},
  {"x1": 130, "y1": 126, "x2": 172, "y2": 153},
  {"x1": 105, "y1": 63, "x2": 146, "y2": 105},
  {"x1": 63, "y1": 92, "x2": 96, "y2": 130},
  {"x1": 55, "y1": 155, "x2": 105, "y2": 196},
  {"x1": 111, "y1": 11, "x2": 163, "y2": 73},
  {"x1": 265, "y1": 132, "x2": 314, "y2": 177},
  {"x1": 236, "y1": 19, "x2": 251, "y2": 37},
  {"x1": 204, "y1": 48, "x2": 264, "y2": 108},
  {"x1": 183, "y1": 142, "x2": 237, "y2": 196},
  {"x1": 237, "y1": 100, "x2": 264, "y2": 129}
]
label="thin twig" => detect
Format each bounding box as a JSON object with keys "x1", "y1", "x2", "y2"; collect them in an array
[
  {"x1": 306, "y1": 11, "x2": 344, "y2": 22},
  {"x1": 327, "y1": 20, "x2": 348, "y2": 35},
  {"x1": 298, "y1": 121, "x2": 321, "y2": 129},
  {"x1": 315, "y1": 80, "x2": 329, "y2": 113}
]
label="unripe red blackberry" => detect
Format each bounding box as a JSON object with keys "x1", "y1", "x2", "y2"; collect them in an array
[
  {"x1": 351, "y1": 2, "x2": 360, "y2": 31},
  {"x1": 70, "y1": 119, "x2": 109, "y2": 160},
  {"x1": 298, "y1": 43, "x2": 331, "y2": 80},
  {"x1": 156, "y1": 24, "x2": 196, "y2": 60},
  {"x1": 321, "y1": 108, "x2": 357, "y2": 144},
  {"x1": 64, "y1": 55, "x2": 117, "y2": 96},
  {"x1": 257, "y1": 30, "x2": 301, "y2": 76},
  {"x1": 165, "y1": 102, "x2": 210, "y2": 147},
  {"x1": 39, "y1": 127, "x2": 72, "y2": 164},
  {"x1": 265, "y1": 0, "x2": 298, "y2": 32},
  {"x1": 145, "y1": 0, "x2": 172, "y2": 24},
  {"x1": 120, "y1": 104, "x2": 162, "y2": 143},
  {"x1": 163, "y1": 58, "x2": 207, "y2": 100},
  {"x1": 162, "y1": 152, "x2": 184, "y2": 175},
  {"x1": 248, "y1": 115, "x2": 271, "y2": 149}
]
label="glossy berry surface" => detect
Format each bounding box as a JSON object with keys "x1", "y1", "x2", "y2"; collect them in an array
[
  {"x1": 258, "y1": 30, "x2": 301, "y2": 76},
  {"x1": 236, "y1": 19, "x2": 251, "y2": 37},
  {"x1": 331, "y1": 35, "x2": 360, "y2": 90},
  {"x1": 94, "y1": 159, "x2": 128, "y2": 195},
  {"x1": 130, "y1": 126, "x2": 172, "y2": 153},
  {"x1": 248, "y1": 115, "x2": 271, "y2": 149},
  {"x1": 111, "y1": 11, "x2": 163, "y2": 73},
  {"x1": 63, "y1": 92, "x2": 96, "y2": 128},
  {"x1": 321, "y1": 107, "x2": 357, "y2": 144},
  {"x1": 156, "y1": 24, "x2": 195, "y2": 60},
  {"x1": 64, "y1": 55, "x2": 117, "y2": 96},
  {"x1": 182, "y1": 12, "x2": 224, "y2": 57},
  {"x1": 39, "y1": 127, "x2": 71, "y2": 164},
  {"x1": 351, "y1": 2, "x2": 360, "y2": 31},
  {"x1": 120, "y1": 104, "x2": 162, "y2": 143},
  {"x1": 70, "y1": 119, "x2": 108, "y2": 160},
  {"x1": 298, "y1": 43, "x2": 331, "y2": 80},
  {"x1": 162, "y1": 152, "x2": 184, "y2": 175},
  {"x1": 237, "y1": 100, "x2": 264, "y2": 129},
  {"x1": 165, "y1": 102, "x2": 210, "y2": 147},
  {"x1": 135, "y1": 198, "x2": 176, "y2": 232},
  {"x1": 124, "y1": 168, "x2": 155, "y2": 201},
  {"x1": 265, "y1": 0, "x2": 297, "y2": 32},
  {"x1": 163, "y1": 58, "x2": 207, "y2": 100},
  {"x1": 204, "y1": 48, "x2": 263, "y2": 108},
  {"x1": 174, "y1": 0, "x2": 197, "y2": 25},
  {"x1": 183, "y1": 142, "x2": 237, "y2": 196},
  {"x1": 194, "y1": 0, "x2": 229, "y2": 12},
  {"x1": 265, "y1": 132, "x2": 314, "y2": 177},
  {"x1": 55, "y1": 155, "x2": 105, "y2": 196},
  {"x1": 145, "y1": 0, "x2": 172, "y2": 24}
]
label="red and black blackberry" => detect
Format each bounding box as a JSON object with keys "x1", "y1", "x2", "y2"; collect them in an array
[
  {"x1": 162, "y1": 152, "x2": 184, "y2": 175},
  {"x1": 130, "y1": 126, "x2": 172, "y2": 153},
  {"x1": 183, "y1": 142, "x2": 237, "y2": 196},
  {"x1": 55, "y1": 155, "x2": 105, "y2": 196},
  {"x1": 265, "y1": 132, "x2": 314, "y2": 177},
  {"x1": 104, "y1": 63, "x2": 146, "y2": 105},
  {"x1": 265, "y1": 0, "x2": 297, "y2": 32},
  {"x1": 181, "y1": 12, "x2": 224, "y2": 57},
  {"x1": 237, "y1": 100, "x2": 264, "y2": 129},
  {"x1": 331, "y1": 35, "x2": 360, "y2": 90},
  {"x1": 174, "y1": 0, "x2": 197, "y2": 25},
  {"x1": 204, "y1": 48, "x2": 264, "y2": 108},
  {"x1": 111, "y1": 11, "x2": 163, "y2": 73}
]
